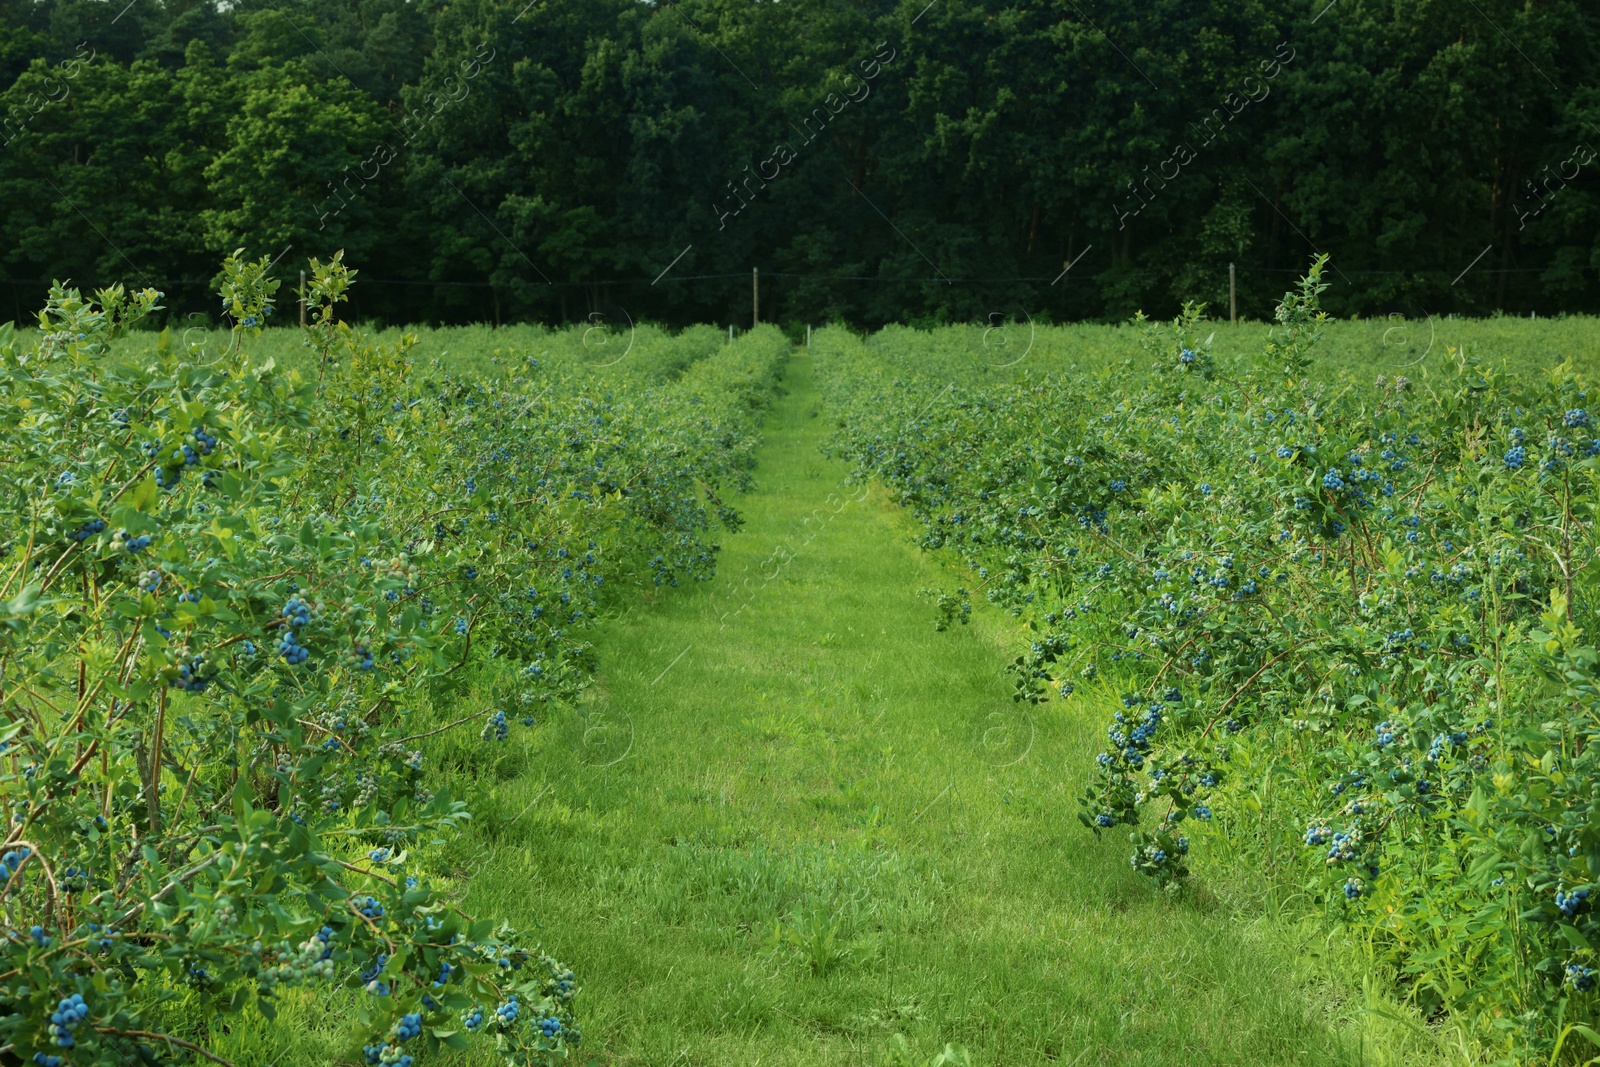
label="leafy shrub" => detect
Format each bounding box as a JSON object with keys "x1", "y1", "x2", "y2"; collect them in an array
[
  {"x1": 0, "y1": 255, "x2": 785, "y2": 1065},
  {"x1": 814, "y1": 264, "x2": 1600, "y2": 1061}
]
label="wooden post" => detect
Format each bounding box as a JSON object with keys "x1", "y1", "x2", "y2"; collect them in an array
[
  {"x1": 1229, "y1": 263, "x2": 1237, "y2": 324},
  {"x1": 728, "y1": 323, "x2": 734, "y2": 343},
  {"x1": 752, "y1": 267, "x2": 759, "y2": 327},
  {"x1": 806, "y1": 324, "x2": 811, "y2": 347},
  {"x1": 299, "y1": 270, "x2": 307, "y2": 326}
]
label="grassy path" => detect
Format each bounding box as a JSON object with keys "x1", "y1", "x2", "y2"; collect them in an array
[{"x1": 463, "y1": 353, "x2": 1366, "y2": 1066}]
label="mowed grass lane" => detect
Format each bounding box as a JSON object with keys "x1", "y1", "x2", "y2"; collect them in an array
[{"x1": 454, "y1": 352, "x2": 1416, "y2": 1067}]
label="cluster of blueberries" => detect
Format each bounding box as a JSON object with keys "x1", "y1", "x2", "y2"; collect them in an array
[
  {"x1": 1091, "y1": 694, "x2": 1195, "y2": 829},
  {"x1": 1378, "y1": 448, "x2": 1409, "y2": 472},
  {"x1": 1103, "y1": 697, "x2": 1164, "y2": 771},
  {"x1": 282, "y1": 597, "x2": 313, "y2": 626},
  {"x1": 226, "y1": 298, "x2": 273, "y2": 329},
  {"x1": 172, "y1": 652, "x2": 211, "y2": 693},
  {"x1": 115, "y1": 528, "x2": 153, "y2": 554},
  {"x1": 482, "y1": 710, "x2": 509, "y2": 742},
  {"x1": 279, "y1": 632, "x2": 309, "y2": 665},
  {"x1": 1305, "y1": 822, "x2": 1360, "y2": 864},
  {"x1": 1557, "y1": 887, "x2": 1590, "y2": 918},
  {"x1": 46, "y1": 994, "x2": 88, "y2": 1048},
  {"x1": 279, "y1": 597, "x2": 313, "y2": 665},
  {"x1": 552, "y1": 968, "x2": 576, "y2": 1000},
  {"x1": 1426, "y1": 731, "x2": 1469, "y2": 762},
  {"x1": 360, "y1": 952, "x2": 392, "y2": 997},
  {"x1": 1, "y1": 846, "x2": 30, "y2": 885},
  {"x1": 1504, "y1": 426, "x2": 1528, "y2": 470},
  {"x1": 69, "y1": 518, "x2": 106, "y2": 542},
  {"x1": 145, "y1": 429, "x2": 216, "y2": 491},
  {"x1": 82, "y1": 923, "x2": 113, "y2": 952},
  {"x1": 361, "y1": 1011, "x2": 422, "y2": 1067},
  {"x1": 1324, "y1": 829, "x2": 1358, "y2": 865},
  {"x1": 182, "y1": 428, "x2": 219, "y2": 464},
  {"x1": 1318, "y1": 456, "x2": 1390, "y2": 506}
]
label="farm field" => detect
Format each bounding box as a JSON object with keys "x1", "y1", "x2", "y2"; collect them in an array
[
  {"x1": 3, "y1": 258, "x2": 1598, "y2": 1067},
  {"x1": 810, "y1": 266, "x2": 1600, "y2": 1064},
  {"x1": 423, "y1": 352, "x2": 1437, "y2": 1067},
  {"x1": 7, "y1": 0, "x2": 1600, "y2": 1059},
  {"x1": 24, "y1": 311, "x2": 1600, "y2": 385}
]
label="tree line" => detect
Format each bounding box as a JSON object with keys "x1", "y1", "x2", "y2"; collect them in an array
[{"x1": 1, "y1": 0, "x2": 1596, "y2": 329}]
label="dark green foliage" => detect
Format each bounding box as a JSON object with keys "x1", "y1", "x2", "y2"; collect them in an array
[{"x1": 1, "y1": 0, "x2": 1598, "y2": 327}]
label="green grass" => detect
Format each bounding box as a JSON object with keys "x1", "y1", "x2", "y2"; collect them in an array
[
  {"x1": 866, "y1": 314, "x2": 1600, "y2": 387},
  {"x1": 26, "y1": 312, "x2": 1600, "y2": 384},
  {"x1": 33, "y1": 320, "x2": 728, "y2": 379},
  {"x1": 432, "y1": 352, "x2": 1456, "y2": 1066}
]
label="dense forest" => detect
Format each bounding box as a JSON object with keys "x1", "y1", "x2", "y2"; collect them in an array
[{"x1": 1, "y1": 0, "x2": 1597, "y2": 328}]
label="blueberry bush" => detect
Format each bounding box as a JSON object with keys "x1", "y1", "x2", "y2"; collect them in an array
[
  {"x1": 813, "y1": 258, "x2": 1600, "y2": 1061},
  {"x1": 0, "y1": 253, "x2": 784, "y2": 1066}
]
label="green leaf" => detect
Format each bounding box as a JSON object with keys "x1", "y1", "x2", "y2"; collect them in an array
[
  {"x1": 128, "y1": 475, "x2": 159, "y2": 513},
  {"x1": 232, "y1": 776, "x2": 255, "y2": 822},
  {"x1": 1561, "y1": 923, "x2": 1594, "y2": 952},
  {"x1": 437, "y1": 1030, "x2": 470, "y2": 1050},
  {"x1": 2, "y1": 585, "x2": 44, "y2": 618}
]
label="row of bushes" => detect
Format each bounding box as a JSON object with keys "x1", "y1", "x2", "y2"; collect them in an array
[
  {"x1": 0, "y1": 254, "x2": 788, "y2": 1065},
  {"x1": 812, "y1": 261, "x2": 1600, "y2": 1062}
]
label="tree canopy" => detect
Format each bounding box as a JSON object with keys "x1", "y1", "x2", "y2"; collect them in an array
[{"x1": 2, "y1": 0, "x2": 1596, "y2": 328}]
